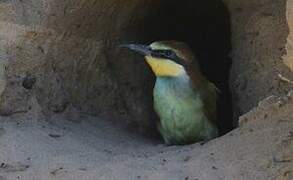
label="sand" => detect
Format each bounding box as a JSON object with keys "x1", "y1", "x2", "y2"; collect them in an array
[{"x1": 0, "y1": 92, "x2": 292, "y2": 180}]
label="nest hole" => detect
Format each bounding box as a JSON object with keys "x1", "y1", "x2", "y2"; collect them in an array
[{"x1": 132, "y1": 0, "x2": 234, "y2": 135}]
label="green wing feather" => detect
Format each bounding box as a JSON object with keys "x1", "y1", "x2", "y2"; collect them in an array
[{"x1": 200, "y1": 80, "x2": 218, "y2": 124}]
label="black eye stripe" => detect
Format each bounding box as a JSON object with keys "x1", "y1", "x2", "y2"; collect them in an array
[
  {"x1": 151, "y1": 50, "x2": 174, "y2": 58},
  {"x1": 151, "y1": 49, "x2": 186, "y2": 66},
  {"x1": 160, "y1": 50, "x2": 173, "y2": 56}
]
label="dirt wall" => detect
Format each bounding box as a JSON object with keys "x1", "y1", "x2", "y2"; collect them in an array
[
  {"x1": 0, "y1": 0, "x2": 292, "y2": 131},
  {"x1": 225, "y1": 0, "x2": 293, "y2": 120}
]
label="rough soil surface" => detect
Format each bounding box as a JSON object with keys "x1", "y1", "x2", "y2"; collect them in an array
[
  {"x1": 284, "y1": 0, "x2": 293, "y2": 71},
  {"x1": 225, "y1": 0, "x2": 293, "y2": 118},
  {"x1": 0, "y1": 0, "x2": 159, "y2": 134},
  {"x1": 0, "y1": 92, "x2": 292, "y2": 180}
]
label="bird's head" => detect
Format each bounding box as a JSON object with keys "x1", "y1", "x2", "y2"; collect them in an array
[{"x1": 120, "y1": 41, "x2": 197, "y2": 77}]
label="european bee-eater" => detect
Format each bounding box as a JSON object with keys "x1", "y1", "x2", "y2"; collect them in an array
[{"x1": 121, "y1": 41, "x2": 218, "y2": 145}]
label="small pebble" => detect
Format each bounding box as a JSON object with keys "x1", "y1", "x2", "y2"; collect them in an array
[
  {"x1": 48, "y1": 134, "x2": 62, "y2": 138},
  {"x1": 183, "y1": 156, "x2": 191, "y2": 162}
]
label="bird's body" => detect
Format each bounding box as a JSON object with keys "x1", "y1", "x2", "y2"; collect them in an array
[
  {"x1": 154, "y1": 72, "x2": 218, "y2": 145},
  {"x1": 121, "y1": 41, "x2": 218, "y2": 145}
]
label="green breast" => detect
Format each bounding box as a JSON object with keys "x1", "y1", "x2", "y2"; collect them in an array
[{"x1": 153, "y1": 74, "x2": 218, "y2": 145}]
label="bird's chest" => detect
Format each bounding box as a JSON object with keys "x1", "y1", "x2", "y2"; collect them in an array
[{"x1": 153, "y1": 76, "x2": 203, "y2": 121}]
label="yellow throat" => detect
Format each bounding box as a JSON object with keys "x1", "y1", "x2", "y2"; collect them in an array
[{"x1": 145, "y1": 56, "x2": 185, "y2": 77}]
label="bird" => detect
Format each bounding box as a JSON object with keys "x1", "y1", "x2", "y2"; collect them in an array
[{"x1": 121, "y1": 41, "x2": 218, "y2": 145}]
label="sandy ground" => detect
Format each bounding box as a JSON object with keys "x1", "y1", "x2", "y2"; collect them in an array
[{"x1": 0, "y1": 93, "x2": 292, "y2": 180}]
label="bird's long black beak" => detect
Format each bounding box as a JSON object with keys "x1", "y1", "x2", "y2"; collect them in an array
[{"x1": 119, "y1": 44, "x2": 152, "y2": 56}]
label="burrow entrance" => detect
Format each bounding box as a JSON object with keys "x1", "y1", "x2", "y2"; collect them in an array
[{"x1": 125, "y1": 0, "x2": 233, "y2": 135}]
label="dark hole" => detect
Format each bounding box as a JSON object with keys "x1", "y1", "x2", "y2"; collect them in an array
[
  {"x1": 135, "y1": 0, "x2": 233, "y2": 135},
  {"x1": 22, "y1": 75, "x2": 36, "y2": 90}
]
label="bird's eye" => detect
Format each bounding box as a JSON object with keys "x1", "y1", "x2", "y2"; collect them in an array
[
  {"x1": 152, "y1": 50, "x2": 176, "y2": 59},
  {"x1": 154, "y1": 50, "x2": 174, "y2": 58},
  {"x1": 161, "y1": 50, "x2": 173, "y2": 57}
]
